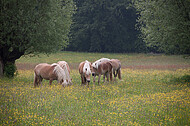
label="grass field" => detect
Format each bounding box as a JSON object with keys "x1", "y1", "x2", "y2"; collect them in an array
[{"x1": 1, "y1": 52, "x2": 190, "y2": 125}]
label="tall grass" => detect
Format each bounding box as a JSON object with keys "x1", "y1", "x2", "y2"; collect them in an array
[{"x1": 1, "y1": 52, "x2": 190, "y2": 125}]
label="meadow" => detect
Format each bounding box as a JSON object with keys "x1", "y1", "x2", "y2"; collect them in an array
[{"x1": 0, "y1": 52, "x2": 190, "y2": 125}]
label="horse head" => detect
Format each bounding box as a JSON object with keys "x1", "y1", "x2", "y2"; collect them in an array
[{"x1": 83, "y1": 60, "x2": 92, "y2": 84}]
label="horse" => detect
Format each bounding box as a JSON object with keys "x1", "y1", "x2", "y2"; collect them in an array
[
  {"x1": 57, "y1": 61, "x2": 72, "y2": 85},
  {"x1": 79, "y1": 60, "x2": 92, "y2": 86},
  {"x1": 110, "y1": 59, "x2": 121, "y2": 81},
  {"x1": 33, "y1": 63, "x2": 72, "y2": 87},
  {"x1": 92, "y1": 58, "x2": 110, "y2": 69},
  {"x1": 92, "y1": 61, "x2": 113, "y2": 85},
  {"x1": 57, "y1": 61, "x2": 71, "y2": 74}
]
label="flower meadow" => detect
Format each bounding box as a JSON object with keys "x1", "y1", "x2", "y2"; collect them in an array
[{"x1": 1, "y1": 52, "x2": 190, "y2": 125}]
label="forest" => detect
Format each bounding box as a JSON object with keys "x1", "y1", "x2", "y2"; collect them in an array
[{"x1": 67, "y1": 0, "x2": 190, "y2": 54}]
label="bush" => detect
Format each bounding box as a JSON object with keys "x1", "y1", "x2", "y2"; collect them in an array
[{"x1": 4, "y1": 63, "x2": 17, "y2": 78}]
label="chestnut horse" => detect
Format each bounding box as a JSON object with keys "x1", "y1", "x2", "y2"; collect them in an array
[
  {"x1": 110, "y1": 59, "x2": 121, "y2": 80},
  {"x1": 79, "y1": 60, "x2": 92, "y2": 86},
  {"x1": 92, "y1": 61, "x2": 113, "y2": 85},
  {"x1": 33, "y1": 63, "x2": 71, "y2": 87},
  {"x1": 92, "y1": 58, "x2": 110, "y2": 69},
  {"x1": 57, "y1": 61, "x2": 72, "y2": 85}
]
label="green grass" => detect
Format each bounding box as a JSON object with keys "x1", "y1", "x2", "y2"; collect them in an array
[
  {"x1": 1, "y1": 52, "x2": 190, "y2": 125},
  {"x1": 16, "y1": 51, "x2": 190, "y2": 68}
]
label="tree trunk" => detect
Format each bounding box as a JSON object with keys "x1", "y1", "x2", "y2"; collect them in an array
[{"x1": 0, "y1": 57, "x2": 4, "y2": 77}]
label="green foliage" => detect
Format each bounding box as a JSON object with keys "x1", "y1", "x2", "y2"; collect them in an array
[
  {"x1": 134, "y1": 0, "x2": 190, "y2": 54},
  {"x1": 68, "y1": 0, "x2": 145, "y2": 53},
  {"x1": 170, "y1": 75, "x2": 190, "y2": 87},
  {"x1": 0, "y1": 0, "x2": 75, "y2": 55},
  {"x1": 0, "y1": 0, "x2": 75, "y2": 77},
  {"x1": 4, "y1": 63, "x2": 17, "y2": 78}
]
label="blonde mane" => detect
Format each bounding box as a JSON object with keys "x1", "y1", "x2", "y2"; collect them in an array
[
  {"x1": 53, "y1": 64, "x2": 66, "y2": 83},
  {"x1": 62, "y1": 63, "x2": 71, "y2": 81}
]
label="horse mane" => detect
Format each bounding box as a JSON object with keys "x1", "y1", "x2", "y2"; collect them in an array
[
  {"x1": 62, "y1": 63, "x2": 71, "y2": 81},
  {"x1": 53, "y1": 64, "x2": 66, "y2": 83}
]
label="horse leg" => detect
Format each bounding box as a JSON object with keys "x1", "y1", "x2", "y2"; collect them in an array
[
  {"x1": 103, "y1": 74, "x2": 106, "y2": 82},
  {"x1": 39, "y1": 77, "x2": 43, "y2": 86},
  {"x1": 98, "y1": 74, "x2": 101, "y2": 85},
  {"x1": 93, "y1": 76, "x2": 96, "y2": 85},
  {"x1": 118, "y1": 69, "x2": 121, "y2": 80},
  {"x1": 113, "y1": 70, "x2": 116, "y2": 81},
  {"x1": 49, "y1": 79, "x2": 53, "y2": 85},
  {"x1": 84, "y1": 77, "x2": 87, "y2": 84},
  {"x1": 106, "y1": 73, "x2": 109, "y2": 82},
  {"x1": 81, "y1": 75, "x2": 84, "y2": 85}
]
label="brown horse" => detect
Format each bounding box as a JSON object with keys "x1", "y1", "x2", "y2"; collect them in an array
[
  {"x1": 110, "y1": 59, "x2": 121, "y2": 80},
  {"x1": 79, "y1": 60, "x2": 92, "y2": 86},
  {"x1": 92, "y1": 61, "x2": 113, "y2": 85},
  {"x1": 33, "y1": 63, "x2": 71, "y2": 87},
  {"x1": 92, "y1": 58, "x2": 110, "y2": 69},
  {"x1": 57, "y1": 61, "x2": 72, "y2": 85}
]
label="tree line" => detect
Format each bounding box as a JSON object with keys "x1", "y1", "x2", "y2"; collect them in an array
[
  {"x1": 67, "y1": 0, "x2": 190, "y2": 54},
  {"x1": 0, "y1": 0, "x2": 190, "y2": 77}
]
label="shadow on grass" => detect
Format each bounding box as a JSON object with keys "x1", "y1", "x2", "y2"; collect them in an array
[{"x1": 170, "y1": 75, "x2": 190, "y2": 87}]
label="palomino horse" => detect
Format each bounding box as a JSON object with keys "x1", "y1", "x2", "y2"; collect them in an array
[
  {"x1": 57, "y1": 61, "x2": 72, "y2": 85},
  {"x1": 33, "y1": 63, "x2": 72, "y2": 87},
  {"x1": 92, "y1": 58, "x2": 110, "y2": 69},
  {"x1": 110, "y1": 59, "x2": 121, "y2": 80},
  {"x1": 92, "y1": 61, "x2": 113, "y2": 85},
  {"x1": 79, "y1": 60, "x2": 92, "y2": 86},
  {"x1": 57, "y1": 61, "x2": 71, "y2": 74}
]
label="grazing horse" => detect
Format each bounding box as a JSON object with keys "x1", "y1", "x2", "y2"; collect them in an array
[
  {"x1": 57, "y1": 61, "x2": 71, "y2": 74},
  {"x1": 92, "y1": 61, "x2": 113, "y2": 85},
  {"x1": 33, "y1": 63, "x2": 71, "y2": 87},
  {"x1": 92, "y1": 58, "x2": 110, "y2": 69},
  {"x1": 79, "y1": 60, "x2": 92, "y2": 86},
  {"x1": 57, "y1": 61, "x2": 72, "y2": 85},
  {"x1": 110, "y1": 59, "x2": 121, "y2": 80}
]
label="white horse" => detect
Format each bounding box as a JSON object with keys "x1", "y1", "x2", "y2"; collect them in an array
[{"x1": 79, "y1": 60, "x2": 92, "y2": 86}]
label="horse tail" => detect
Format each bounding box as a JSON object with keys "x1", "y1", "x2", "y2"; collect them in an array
[
  {"x1": 33, "y1": 72, "x2": 37, "y2": 87},
  {"x1": 118, "y1": 68, "x2": 121, "y2": 80},
  {"x1": 53, "y1": 64, "x2": 66, "y2": 83},
  {"x1": 118, "y1": 62, "x2": 121, "y2": 80}
]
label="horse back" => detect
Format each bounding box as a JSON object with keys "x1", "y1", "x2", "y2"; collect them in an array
[
  {"x1": 98, "y1": 61, "x2": 112, "y2": 74},
  {"x1": 110, "y1": 59, "x2": 121, "y2": 70},
  {"x1": 34, "y1": 63, "x2": 57, "y2": 80}
]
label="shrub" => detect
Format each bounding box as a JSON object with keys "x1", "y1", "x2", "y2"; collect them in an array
[{"x1": 4, "y1": 63, "x2": 17, "y2": 78}]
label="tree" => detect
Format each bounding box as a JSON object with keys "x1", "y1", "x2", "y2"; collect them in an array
[
  {"x1": 0, "y1": 0, "x2": 75, "y2": 77},
  {"x1": 134, "y1": 0, "x2": 190, "y2": 54},
  {"x1": 67, "y1": 0, "x2": 145, "y2": 53}
]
